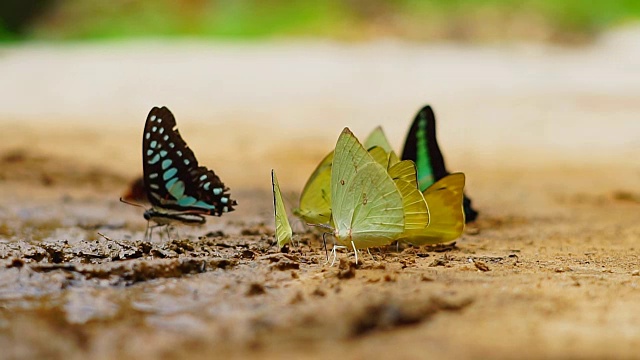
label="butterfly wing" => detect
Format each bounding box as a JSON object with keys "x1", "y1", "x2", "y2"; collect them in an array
[
  {"x1": 293, "y1": 146, "x2": 398, "y2": 226},
  {"x1": 387, "y1": 151, "x2": 400, "y2": 169},
  {"x1": 143, "y1": 106, "x2": 236, "y2": 217},
  {"x1": 272, "y1": 170, "x2": 293, "y2": 248},
  {"x1": 331, "y1": 128, "x2": 404, "y2": 249},
  {"x1": 401, "y1": 105, "x2": 478, "y2": 222},
  {"x1": 364, "y1": 126, "x2": 394, "y2": 153},
  {"x1": 401, "y1": 173, "x2": 465, "y2": 245},
  {"x1": 368, "y1": 146, "x2": 390, "y2": 168},
  {"x1": 293, "y1": 150, "x2": 333, "y2": 225},
  {"x1": 389, "y1": 161, "x2": 430, "y2": 233}
]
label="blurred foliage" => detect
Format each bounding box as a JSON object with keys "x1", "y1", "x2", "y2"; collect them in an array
[
  {"x1": 0, "y1": 0, "x2": 54, "y2": 40},
  {"x1": 2, "y1": 0, "x2": 640, "y2": 42}
]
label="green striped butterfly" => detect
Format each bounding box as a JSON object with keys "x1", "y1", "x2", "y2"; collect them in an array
[{"x1": 402, "y1": 105, "x2": 478, "y2": 223}]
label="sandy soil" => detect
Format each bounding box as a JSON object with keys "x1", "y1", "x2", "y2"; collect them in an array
[{"x1": 0, "y1": 29, "x2": 640, "y2": 359}]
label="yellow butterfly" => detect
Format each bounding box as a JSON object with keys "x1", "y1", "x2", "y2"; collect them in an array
[
  {"x1": 398, "y1": 173, "x2": 465, "y2": 245},
  {"x1": 330, "y1": 128, "x2": 405, "y2": 252},
  {"x1": 293, "y1": 127, "x2": 397, "y2": 227},
  {"x1": 271, "y1": 170, "x2": 293, "y2": 248},
  {"x1": 388, "y1": 160, "x2": 431, "y2": 238}
]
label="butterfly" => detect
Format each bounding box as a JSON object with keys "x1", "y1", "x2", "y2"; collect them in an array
[
  {"x1": 271, "y1": 169, "x2": 293, "y2": 248},
  {"x1": 398, "y1": 173, "x2": 466, "y2": 245},
  {"x1": 401, "y1": 105, "x2": 478, "y2": 223},
  {"x1": 293, "y1": 127, "x2": 396, "y2": 227},
  {"x1": 330, "y1": 128, "x2": 405, "y2": 260},
  {"x1": 142, "y1": 106, "x2": 236, "y2": 232}
]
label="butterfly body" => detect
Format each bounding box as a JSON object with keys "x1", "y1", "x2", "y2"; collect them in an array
[
  {"x1": 142, "y1": 106, "x2": 236, "y2": 228},
  {"x1": 143, "y1": 210, "x2": 206, "y2": 226}
]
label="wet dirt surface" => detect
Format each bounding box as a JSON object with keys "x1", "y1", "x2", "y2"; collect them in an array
[{"x1": 0, "y1": 148, "x2": 639, "y2": 360}]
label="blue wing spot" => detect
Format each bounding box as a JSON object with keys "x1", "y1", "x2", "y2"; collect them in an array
[
  {"x1": 163, "y1": 167, "x2": 178, "y2": 180},
  {"x1": 177, "y1": 151, "x2": 183, "y2": 157},
  {"x1": 150, "y1": 115, "x2": 156, "y2": 121},
  {"x1": 184, "y1": 159, "x2": 190, "y2": 166},
  {"x1": 168, "y1": 180, "x2": 185, "y2": 199},
  {"x1": 221, "y1": 197, "x2": 228, "y2": 204},
  {"x1": 194, "y1": 200, "x2": 215, "y2": 210},
  {"x1": 203, "y1": 182, "x2": 210, "y2": 190},
  {"x1": 213, "y1": 188, "x2": 222, "y2": 195},
  {"x1": 169, "y1": 142, "x2": 175, "y2": 148},
  {"x1": 146, "y1": 149, "x2": 154, "y2": 156},
  {"x1": 160, "y1": 150, "x2": 168, "y2": 158},
  {"x1": 159, "y1": 127, "x2": 164, "y2": 134},
  {"x1": 157, "y1": 118, "x2": 162, "y2": 123},
  {"x1": 162, "y1": 159, "x2": 172, "y2": 170},
  {"x1": 163, "y1": 135, "x2": 169, "y2": 141},
  {"x1": 199, "y1": 175, "x2": 207, "y2": 181},
  {"x1": 150, "y1": 184, "x2": 160, "y2": 189},
  {"x1": 145, "y1": 132, "x2": 150, "y2": 140},
  {"x1": 148, "y1": 154, "x2": 161, "y2": 165},
  {"x1": 149, "y1": 173, "x2": 159, "y2": 179},
  {"x1": 223, "y1": 206, "x2": 228, "y2": 213},
  {"x1": 152, "y1": 126, "x2": 157, "y2": 132},
  {"x1": 165, "y1": 177, "x2": 178, "y2": 190},
  {"x1": 177, "y1": 196, "x2": 197, "y2": 206},
  {"x1": 150, "y1": 140, "x2": 158, "y2": 149}
]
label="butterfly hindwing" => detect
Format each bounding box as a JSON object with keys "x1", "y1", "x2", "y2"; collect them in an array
[{"x1": 143, "y1": 106, "x2": 236, "y2": 217}]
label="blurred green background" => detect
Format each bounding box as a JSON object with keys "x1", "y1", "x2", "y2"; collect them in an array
[{"x1": 1, "y1": 0, "x2": 640, "y2": 43}]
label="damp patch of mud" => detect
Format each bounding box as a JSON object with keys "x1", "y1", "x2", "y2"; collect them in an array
[{"x1": 1, "y1": 148, "x2": 640, "y2": 359}]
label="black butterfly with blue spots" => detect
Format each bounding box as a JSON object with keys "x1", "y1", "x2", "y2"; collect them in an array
[{"x1": 142, "y1": 106, "x2": 236, "y2": 227}]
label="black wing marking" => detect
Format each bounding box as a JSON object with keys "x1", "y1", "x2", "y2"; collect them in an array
[
  {"x1": 401, "y1": 105, "x2": 448, "y2": 180},
  {"x1": 142, "y1": 106, "x2": 236, "y2": 217}
]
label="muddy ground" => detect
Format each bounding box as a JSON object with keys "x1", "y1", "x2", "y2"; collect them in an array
[{"x1": 1, "y1": 32, "x2": 640, "y2": 359}]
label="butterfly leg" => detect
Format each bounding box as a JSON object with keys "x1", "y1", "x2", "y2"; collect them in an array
[
  {"x1": 367, "y1": 248, "x2": 375, "y2": 262},
  {"x1": 329, "y1": 245, "x2": 338, "y2": 267},
  {"x1": 350, "y1": 241, "x2": 359, "y2": 265},
  {"x1": 322, "y1": 232, "x2": 329, "y2": 261}
]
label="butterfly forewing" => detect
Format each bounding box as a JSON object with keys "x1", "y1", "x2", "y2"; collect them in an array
[{"x1": 143, "y1": 106, "x2": 236, "y2": 217}]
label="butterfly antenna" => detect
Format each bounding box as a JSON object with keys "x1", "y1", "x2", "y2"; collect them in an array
[
  {"x1": 120, "y1": 197, "x2": 147, "y2": 209},
  {"x1": 322, "y1": 232, "x2": 329, "y2": 261}
]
